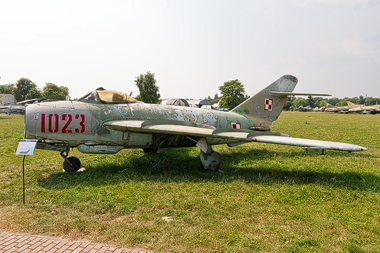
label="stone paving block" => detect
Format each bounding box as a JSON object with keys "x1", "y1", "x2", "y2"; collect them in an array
[
  {"x1": 30, "y1": 246, "x2": 44, "y2": 253},
  {"x1": 0, "y1": 232, "x2": 152, "y2": 253},
  {"x1": 4, "y1": 246, "x2": 18, "y2": 253},
  {"x1": 82, "y1": 244, "x2": 96, "y2": 252}
]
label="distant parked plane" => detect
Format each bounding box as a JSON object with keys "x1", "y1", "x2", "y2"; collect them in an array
[
  {"x1": 0, "y1": 98, "x2": 49, "y2": 115},
  {"x1": 323, "y1": 103, "x2": 349, "y2": 113},
  {"x1": 347, "y1": 102, "x2": 380, "y2": 114}
]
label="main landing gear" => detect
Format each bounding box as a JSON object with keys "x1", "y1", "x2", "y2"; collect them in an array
[
  {"x1": 197, "y1": 138, "x2": 223, "y2": 172},
  {"x1": 60, "y1": 151, "x2": 81, "y2": 173}
]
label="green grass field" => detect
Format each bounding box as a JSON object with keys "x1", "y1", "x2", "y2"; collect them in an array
[{"x1": 0, "y1": 112, "x2": 379, "y2": 252}]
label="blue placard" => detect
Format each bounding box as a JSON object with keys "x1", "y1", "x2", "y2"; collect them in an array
[{"x1": 16, "y1": 140, "x2": 38, "y2": 155}]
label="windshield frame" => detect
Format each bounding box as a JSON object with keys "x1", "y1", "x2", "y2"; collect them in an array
[{"x1": 77, "y1": 90, "x2": 136, "y2": 104}]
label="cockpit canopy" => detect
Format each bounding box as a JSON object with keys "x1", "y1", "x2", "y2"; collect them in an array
[{"x1": 78, "y1": 89, "x2": 136, "y2": 104}]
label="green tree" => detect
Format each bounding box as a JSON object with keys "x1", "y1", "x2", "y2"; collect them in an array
[
  {"x1": 292, "y1": 98, "x2": 308, "y2": 109},
  {"x1": 209, "y1": 98, "x2": 220, "y2": 104},
  {"x1": 336, "y1": 97, "x2": 354, "y2": 106},
  {"x1": 25, "y1": 88, "x2": 43, "y2": 100},
  {"x1": 358, "y1": 95, "x2": 365, "y2": 105},
  {"x1": 327, "y1": 97, "x2": 340, "y2": 106},
  {"x1": 134, "y1": 72, "x2": 160, "y2": 104},
  {"x1": 218, "y1": 79, "x2": 245, "y2": 109},
  {"x1": 365, "y1": 97, "x2": 379, "y2": 106},
  {"x1": 312, "y1": 97, "x2": 325, "y2": 108},
  {"x1": 43, "y1": 83, "x2": 69, "y2": 100},
  {"x1": 318, "y1": 99, "x2": 328, "y2": 108},
  {"x1": 214, "y1": 93, "x2": 219, "y2": 99},
  {"x1": 13, "y1": 78, "x2": 37, "y2": 102},
  {"x1": 307, "y1": 95, "x2": 315, "y2": 108},
  {"x1": 0, "y1": 84, "x2": 15, "y2": 94},
  {"x1": 283, "y1": 97, "x2": 295, "y2": 111}
]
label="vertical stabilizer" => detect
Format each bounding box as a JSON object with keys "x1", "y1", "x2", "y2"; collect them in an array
[
  {"x1": 231, "y1": 75, "x2": 298, "y2": 130},
  {"x1": 347, "y1": 102, "x2": 357, "y2": 109}
]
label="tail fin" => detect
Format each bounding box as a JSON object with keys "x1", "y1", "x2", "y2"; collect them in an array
[
  {"x1": 347, "y1": 102, "x2": 357, "y2": 109},
  {"x1": 231, "y1": 75, "x2": 298, "y2": 130}
]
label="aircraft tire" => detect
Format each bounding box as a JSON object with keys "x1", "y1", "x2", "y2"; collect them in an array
[
  {"x1": 200, "y1": 162, "x2": 220, "y2": 173},
  {"x1": 63, "y1": 157, "x2": 81, "y2": 173},
  {"x1": 143, "y1": 148, "x2": 158, "y2": 153}
]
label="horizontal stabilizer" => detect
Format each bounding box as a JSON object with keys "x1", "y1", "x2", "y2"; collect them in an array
[{"x1": 270, "y1": 92, "x2": 331, "y2": 97}]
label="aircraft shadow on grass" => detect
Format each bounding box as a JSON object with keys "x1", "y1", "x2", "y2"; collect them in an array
[{"x1": 38, "y1": 147, "x2": 380, "y2": 193}]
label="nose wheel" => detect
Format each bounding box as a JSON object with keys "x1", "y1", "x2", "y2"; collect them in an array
[{"x1": 60, "y1": 151, "x2": 81, "y2": 173}]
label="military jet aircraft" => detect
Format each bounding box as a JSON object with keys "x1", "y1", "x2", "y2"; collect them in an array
[
  {"x1": 298, "y1": 105, "x2": 312, "y2": 112},
  {"x1": 0, "y1": 103, "x2": 26, "y2": 115},
  {"x1": 322, "y1": 103, "x2": 349, "y2": 113},
  {"x1": 347, "y1": 102, "x2": 380, "y2": 114},
  {"x1": 24, "y1": 75, "x2": 367, "y2": 173},
  {"x1": 0, "y1": 98, "x2": 49, "y2": 115}
]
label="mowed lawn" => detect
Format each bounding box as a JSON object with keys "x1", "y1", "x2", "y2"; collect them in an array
[{"x1": 0, "y1": 112, "x2": 379, "y2": 252}]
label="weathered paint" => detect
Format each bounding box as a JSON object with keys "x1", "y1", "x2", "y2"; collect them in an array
[
  {"x1": 25, "y1": 98, "x2": 252, "y2": 152},
  {"x1": 24, "y1": 75, "x2": 367, "y2": 163}
]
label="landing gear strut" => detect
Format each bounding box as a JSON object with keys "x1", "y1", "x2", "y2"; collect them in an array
[
  {"x1": 60, "y1": 151, "x2": 81, "y2": 173},
  {"x1": 197, "y1": 138, "x2": 222, "y2": 172}
]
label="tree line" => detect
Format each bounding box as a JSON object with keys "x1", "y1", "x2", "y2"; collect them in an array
[
  {"x1": 0, "y1": 73, "x2": 246, "y2": 109},
  {"x1": 3, "y1": 74, "x2": 375, "y2": 111},
  {"x1": 284, "y1": 95, "x2": 380, "y2": 111},
  {"x1": 0, "y1": 78, "x2": 68, "y2": 102}
]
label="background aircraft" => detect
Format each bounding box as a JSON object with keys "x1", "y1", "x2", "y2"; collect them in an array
[
  {"x1": 348, "y1": 102, "x2": 380, "y2": 114},
  {"x1": 323, "y1": 103, "x2": 349, "y2": 113},
  {"x1": 24, "y1": 75, "x2": 367, "y2": 173},
  {"x1": 298, "y1": 105, "x2": 312, "y2": 112},
  {"x1": 0, "y1": 98, "x2": 53, "y2": 115},
  {"x1": 0, "y1": 103, "x2": 26, "y2": 115}
]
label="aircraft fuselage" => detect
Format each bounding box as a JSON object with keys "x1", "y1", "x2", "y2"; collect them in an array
[{"x1": 25, "y1": 101, "x2": 259, "y2": 154}]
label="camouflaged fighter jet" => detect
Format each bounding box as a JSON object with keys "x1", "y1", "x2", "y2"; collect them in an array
[
  {"x1": 322, "y1": 103, "x2": 349, "y2": 113},
  {"x1": 24, "y1": 75, "x2": 368, "y2": 173},
  {"x1": 347, "y1": 102, "x2": 380, "y2": 114}
]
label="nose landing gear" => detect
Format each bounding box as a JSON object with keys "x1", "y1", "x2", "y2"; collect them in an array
[{"x1": 60, "y1": 151, "x2": 81, "y2": 172}]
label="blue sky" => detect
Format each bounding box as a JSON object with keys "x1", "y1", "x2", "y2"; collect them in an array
[{"x1": 1, "y1": 0, "x2": 380, "y2": 99}]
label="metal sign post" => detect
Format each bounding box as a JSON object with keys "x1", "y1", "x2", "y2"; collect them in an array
[{"x1": 16, "y1": 140, "x2": 38, "y2": 205}]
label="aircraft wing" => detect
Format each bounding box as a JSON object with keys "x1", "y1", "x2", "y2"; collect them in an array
[
  {"x1": 251, "y1": 135, "x2": 367, "y2": 151},
  {"x1": 104, "y1": 120, "x2": 367, "y2": 152},
  {"x1": 104, "y1": 120, "x2": 285, "y2": 140}
]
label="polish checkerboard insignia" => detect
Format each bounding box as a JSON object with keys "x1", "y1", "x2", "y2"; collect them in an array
[
  {"x1": 231, "y1": 122, "x2": 241, "y2": 129},
  {"x1": 264, "y1": 98, "x2": 273, "y2": 111}
]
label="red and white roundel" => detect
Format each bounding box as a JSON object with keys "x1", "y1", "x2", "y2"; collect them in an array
[
  {"x1": 231, "y1": 122, "x2": 241, "y2": 129},
  {"x1": 264, "y1": 98, "x2": 273, "y2": 111}
]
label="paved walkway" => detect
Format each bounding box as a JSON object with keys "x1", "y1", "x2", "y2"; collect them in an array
[{"x1": 0, "y1": 232, "x2": 153, "y2": 253}]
